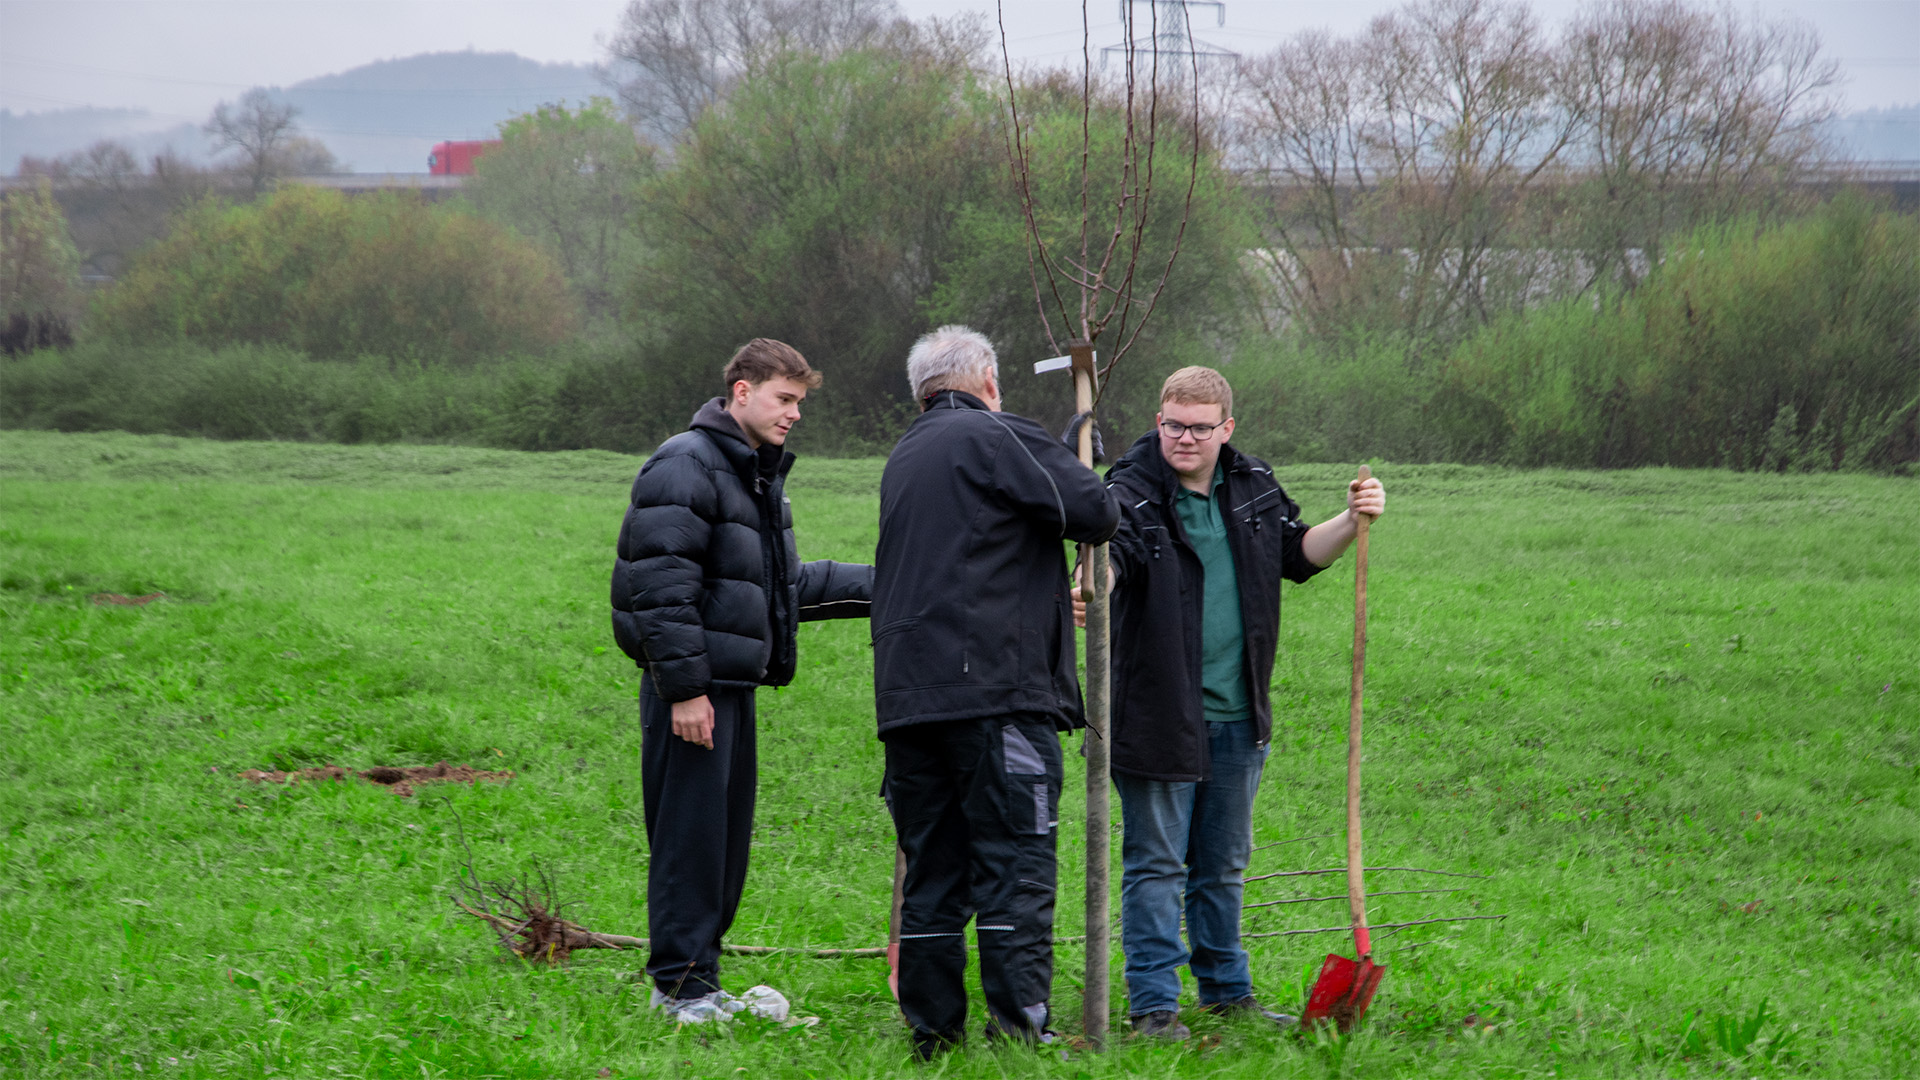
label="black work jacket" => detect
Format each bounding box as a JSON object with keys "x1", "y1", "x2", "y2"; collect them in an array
[
  {"x1": 1105, "y1": 432, "x2": 1323, "y2": 781},
  {"x1": 872, "y1": 390, "x2": 1121, "y2": 735},
  {"x1": 610, "y1": 398, "x2": 872, "y2": 702}
]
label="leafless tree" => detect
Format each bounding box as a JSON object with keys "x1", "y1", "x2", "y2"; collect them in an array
[
  {"x1": 1237, "y1": 0, "x2": 1572, "y2": 347},
  {"x1": 1000, "y1": 5, "x2": 1206, "y2": 380},
  {"x1": 150, "y1": 148, "x2": 219, "y2": 206},
  {"x1": 206, "y1": 89, "x2": 303, "y2": 194},
  {"x1": 64, "y1": 141, "x2": 142, "y2": 192},
  {"x1": 53, "y1": 141, "x2": 146, "y2": 277},
  {"x1": 605, "y1": 0, "x2": 909, "y2": 145},
  {"x1": 1235, "y1": 31, "x2": 1371, "y2": 336},
  {"x1": 1561, "y1": 0, "x2": 1839, "y2": 289},
  {"x1": 1361, "y1": 0, "x2": 1574, "y2": 339}
]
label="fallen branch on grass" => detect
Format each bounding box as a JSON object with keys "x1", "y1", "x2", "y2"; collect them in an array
[
  {"x1": 1250, "y1": 833, "x2": 1337, "y2": 854},
  {"x1": 1242, "y1": 888, "x2": 1465, "y2": 911},
  {"x1": 1243, "y1": 866, "x2": 1490, "y2": 884},
  {"x1": 1244, "y1": 914, "x2": 1507, "y2": 939}
]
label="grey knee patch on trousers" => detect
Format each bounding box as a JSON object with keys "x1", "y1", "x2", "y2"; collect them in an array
[
  {"x1": 1002, "y1": 725, "x2": 1046, "y2": 774},
  {"x1": 1004, "y1": 726, "x2": 1051, "y2": 836}
]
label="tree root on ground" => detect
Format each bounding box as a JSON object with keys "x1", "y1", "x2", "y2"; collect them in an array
[
  {"x1": 448, "y1": 826, "x2": 888, "y2": 964},
  {"x1": 450, "y1": 882, "x2": 889, "y2": 963}
]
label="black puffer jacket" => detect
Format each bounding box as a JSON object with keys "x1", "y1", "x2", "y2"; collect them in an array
[
  {"x1": 872, "y1": 390, "x2": 1121, "y2": 734},
  {"x1": 1105, "y1": 432, "x2": 1324, "y2": 781},
  {"x1": 611, "y1": 398, "x2": 872, "y2": 702}
]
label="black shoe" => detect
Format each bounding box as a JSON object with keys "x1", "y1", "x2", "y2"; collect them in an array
[
  {"x1": 911, "y1": 1029, "x2": 963, "y2": 1060},
  {"x1": 1130, "y1": 1010, "x2": 1191, "y2": 1040},
  {"x1": 1200, "y1": 996, "x2": 1299, "y2": 1028}
]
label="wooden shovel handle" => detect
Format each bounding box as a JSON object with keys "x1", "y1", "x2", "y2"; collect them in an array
[{"x1": 1347, "y1": 465, "x2": 1373, "y2": 958}]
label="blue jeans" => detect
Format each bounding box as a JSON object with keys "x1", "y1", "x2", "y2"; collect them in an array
[{"x1": 1114, "y1": 720, "x2": 1268, "y2": 1015}]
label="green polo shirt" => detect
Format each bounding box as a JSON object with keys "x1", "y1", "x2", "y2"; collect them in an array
[{"x1": 1174, "y1": 463, "x2": 1250, "y2": 723}]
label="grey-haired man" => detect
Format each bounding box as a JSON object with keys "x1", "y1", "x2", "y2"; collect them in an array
[{"x1": 870, "y1": 325, "x2": 1121, "y2": 1055}]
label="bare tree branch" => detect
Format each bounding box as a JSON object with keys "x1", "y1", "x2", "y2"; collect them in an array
[{"x1": 607, "y1": 0, "x2": 912, "y2": 145}]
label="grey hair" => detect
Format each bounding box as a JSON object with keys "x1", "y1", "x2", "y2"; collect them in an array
[{"x1": 906, "y1": 325, "x2": 998, "y2": 401}]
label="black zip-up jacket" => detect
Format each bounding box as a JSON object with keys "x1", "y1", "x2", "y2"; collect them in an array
[
  {"x1": 1105, "y1": 432, "x2": 1324, "y2": 781},
  {"x1": 872, "y1": 390, "x2": 1122, "y2": 734},
  {"x1": 611, "y1": 398, "x2": 872, "y2": 703}
]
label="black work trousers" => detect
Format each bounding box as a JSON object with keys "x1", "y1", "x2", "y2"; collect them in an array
[
  {"x1": 640, "y1": 674, "x2": 757, "y2": 999},
  {"x1": 883, "y1": 714, "x2": 1064, "y2": 1048}
]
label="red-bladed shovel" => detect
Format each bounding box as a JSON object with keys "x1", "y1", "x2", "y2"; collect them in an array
[{"x1": 1302, "y1": 465, "x2": 1384, "y2": 1033}]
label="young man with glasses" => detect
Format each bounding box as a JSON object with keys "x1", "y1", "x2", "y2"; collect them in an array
[{"x1": 1081, "y1": 366, "x2": 1385, "y2": 1039}]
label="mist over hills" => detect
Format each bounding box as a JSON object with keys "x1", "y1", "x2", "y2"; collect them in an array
[
  {"x1": 0, "y1": 108, "x2": 208, "y2": 171},
  {"x1": 3, "y1": 50, "x2": 1913, "y2": 176},
  {"x1": 4, "y1": 51, "x2": 606, "y2": 174}
]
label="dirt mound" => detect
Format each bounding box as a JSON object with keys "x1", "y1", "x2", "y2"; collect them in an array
[{"x1": 238, "y1": 761, "x2": 513, "y2": 797}]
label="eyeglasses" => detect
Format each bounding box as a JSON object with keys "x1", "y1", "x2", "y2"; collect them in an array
[{"x1": 1159, "y1": 420, "x2": 1220, "y2": 441}]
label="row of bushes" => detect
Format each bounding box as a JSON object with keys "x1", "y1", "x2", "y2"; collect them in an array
[
  {"x1": 1444, "y1": 199, "x2": 1918, "y2": 471},
  {"x1": 71, "y1": 186, "x2": 578, "y2": 365},
  {"x1": 6, "y1": 201, "x2": 1915, "y2": 470},
  {"x1": 1188, "y1": 199, "x2": 1920, "y2": 471},
  {"x1": 0, "y1": 342, "x2": 662, "y2": 452}
]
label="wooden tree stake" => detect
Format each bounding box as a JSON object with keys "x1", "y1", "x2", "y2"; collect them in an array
[{"x1": 1070, "y1": 339, "x2": 1112, "y2": 1049}]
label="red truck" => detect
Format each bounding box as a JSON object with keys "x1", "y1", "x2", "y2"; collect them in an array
[{"x1": 426, "y1": 140, "x2": 502, "y2": 176}]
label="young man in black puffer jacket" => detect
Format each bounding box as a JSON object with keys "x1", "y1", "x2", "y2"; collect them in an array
[
  {"x1": 610, "y1": 339, "x2": 872, "y2": 1022},
  {"x1": 1088, "y1": 366, "x2": 1385, "y2": 1040}
]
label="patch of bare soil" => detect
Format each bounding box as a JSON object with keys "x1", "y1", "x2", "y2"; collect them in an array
[
  {"x1": 92, "y1": 592, "x2": 166, "y2": 606},
  {"x1": 238, "y1": 761, "x2": 513, "y2": 797}
]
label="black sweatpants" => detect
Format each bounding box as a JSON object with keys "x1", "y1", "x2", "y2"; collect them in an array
[
  {"x1": 640, "y1": 674, "x2": 757, "y2": 999},
  {"x1": 883, "y1": 714, "x2": 1064, "y2": 1047}
]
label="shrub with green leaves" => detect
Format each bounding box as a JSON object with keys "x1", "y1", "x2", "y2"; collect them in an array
[
  {"x1": 0, "y1": 339, "x2": 668, "y2": 452},
  {"x1": 0, "y1": 179, "x2": 84, "y2": 352},
  {"x1": 1221, "y1": 330, "x2": 1465, "y2": 465},
  {"x1": 1446, "y1": 198, "x2": 1920, "y2": 471},
  {"x1": 89, "y1": 186, "x2": 578, "y2": 363},
  {"x1": 467, "y1": 98, "x2": 653, "y2": 322},
  {"x1": 630, "y1": 40, "x2": 997, "y2": 449}
]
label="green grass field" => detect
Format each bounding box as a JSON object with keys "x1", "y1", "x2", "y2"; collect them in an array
[{"x1": 1, "y1": 430, "x2": 1914, "y2": 1078}]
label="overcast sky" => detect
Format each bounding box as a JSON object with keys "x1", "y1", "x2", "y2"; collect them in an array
[{"x1": 3, "y1": 0, "x2": 1915, "y2": 125}]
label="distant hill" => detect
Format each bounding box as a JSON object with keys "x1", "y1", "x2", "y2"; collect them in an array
[
  {"x1": 7, "y1": 53, "x2": 1914, "y2": 175},
  {"x1": 4, "y1": 51, "x2": 608, "y2": 175},
  {"x1": 271, "y1": 51, "x2": 608, "y2": 172}
]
